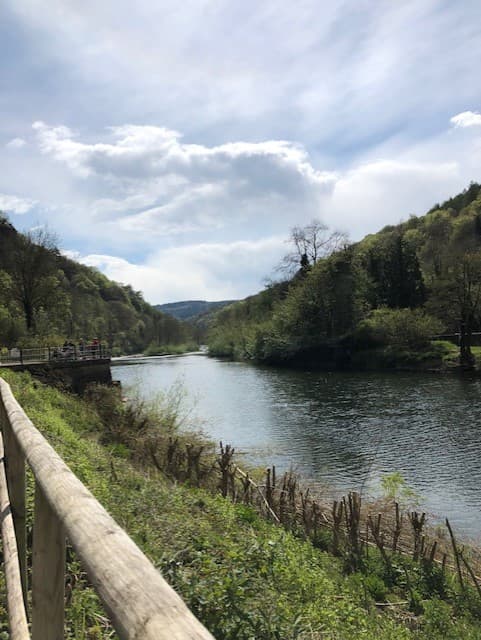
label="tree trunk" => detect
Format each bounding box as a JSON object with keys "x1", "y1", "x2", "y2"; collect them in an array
[
  {"x1": 459, "y1": 319, "x2": 475, "y2": 369},
  {"x1": 23, "y1": 300, "x2": 34, "y2": 331}
]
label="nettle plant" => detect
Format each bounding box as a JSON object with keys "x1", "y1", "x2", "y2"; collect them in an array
[{"x1": 380, "y1": 471, "x2": 421, "y2": 508}]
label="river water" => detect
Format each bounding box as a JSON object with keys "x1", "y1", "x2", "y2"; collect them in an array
[{"x1": 112, "y1": 354, "x2": 481, "y2": 538}]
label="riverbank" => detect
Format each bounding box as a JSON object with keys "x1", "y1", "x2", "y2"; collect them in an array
[
  {"x1": 208, "y1": 339, "x2": 473, "y2": 375},
  {"x1": 113, "y1": 354, "x2": 481, "y2": 536},
  {"x1": 1, "y1": 369, "x2": 481, "y2": 638}
]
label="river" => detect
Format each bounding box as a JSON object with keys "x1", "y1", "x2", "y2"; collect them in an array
[{"x1": 112, "y1": 354, "x2": 481, "y2": 538}]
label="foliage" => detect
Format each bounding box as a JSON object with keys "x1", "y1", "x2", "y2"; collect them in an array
[
  {"x1": 0, "y1": 215, "x2": 192, "y2": 354},
  {"x1": 1, "y1": 370, "x2": 481, "y2": 638},
  {"x1": 354, "y1": 308, "x2": 444, "y2": 350},
  {"x1": 208, "y1": 183, "x2": 481, "y2": 370},
  {"x1": 380, "y1": 472, "x2": 420, "y2": 507}
]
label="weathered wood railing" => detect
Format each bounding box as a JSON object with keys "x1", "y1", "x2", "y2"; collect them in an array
[{"x1": 0, "y1": 377, "x2": 214, "y2": 640}]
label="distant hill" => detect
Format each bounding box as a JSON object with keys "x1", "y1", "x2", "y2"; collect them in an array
[{"x1": 156, "y1": 300, "x2": 236, "y2": 321}]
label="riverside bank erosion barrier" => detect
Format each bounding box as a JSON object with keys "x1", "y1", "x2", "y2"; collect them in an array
[{"x1": 0, "y1": 377, "x2": 215, "y2": 640}]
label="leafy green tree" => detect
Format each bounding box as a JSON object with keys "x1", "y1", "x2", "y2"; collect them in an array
[
  {"x1": 433, "y1": 252, "x2": 481, "y2": 368},
  {"x1": 419, "y1": 210, "x2": 453, "y2": 281},
  {"x1": 365, "y1": 232, "x2": 425, "y2": 309},
  {"x1": 0, "y1": 219, "x2": 191, "y2": 352}
]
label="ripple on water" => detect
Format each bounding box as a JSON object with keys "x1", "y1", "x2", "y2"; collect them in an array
[{"x1": 113, "y1": 358, "x2": 481, "y2": 537}]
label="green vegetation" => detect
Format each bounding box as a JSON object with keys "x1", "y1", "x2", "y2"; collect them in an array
[
  {"x1": 0, "y1": 215, "x2": 193, "y2": 354},
  {"x1": 379, "y1": 472, "x2": 420, "y2": 507},
  {"x1": 208, "y1": 183, "x2": 481, "y2": 371},
  {"x1": 1, "y1": 370, "x2": 481, "y2": 639},
  {"x1": 156, "y1": 300, "x2": 237, "y2": 322}
]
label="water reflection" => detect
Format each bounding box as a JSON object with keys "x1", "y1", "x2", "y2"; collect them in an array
[{"x1": 113, "y1": 355, "x2": 481, "y2": 537}]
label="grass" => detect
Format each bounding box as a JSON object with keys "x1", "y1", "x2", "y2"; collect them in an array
[
  {"x1": 1, "y1": 370, "x2": 481, "y2": 638},
  {"x1": 436, "y1": 341, "x2": 481, "y2": 369}
]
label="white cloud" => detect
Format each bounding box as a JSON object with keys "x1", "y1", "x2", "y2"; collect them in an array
[
  {"x1": 6, "y1": 138, "x2": 27, "y2": 149},
  {"x1": 78, "y1": 236, "x2": 285, "y2": 303},
  {"x1": 32, "y1": 121, "x2": 336, "y2": 240},
  {"x1": 8, "y1": 1, "x2": 481, "y2": 150},
  {"x1": 450, "y1": 111, "x2": 481, "y2": 128},
  {"x1": 0, "y1": 193, "x2": 37, "y2": 214},
  {"x1": 13, "y1": 113, "x2": 481, "y2": 299},
  {"x1": 61, "y1": 249, "x2": 81, "y2": 260},
  {"x1": 2, "y1": 2, "x2": 481, "y2": 301},
  {"x1": 32, "y1": 121, "x2": 333, "y2": 187},
  {"x1": 327, "y1": 159, "x2": 462, "y2": 237}
]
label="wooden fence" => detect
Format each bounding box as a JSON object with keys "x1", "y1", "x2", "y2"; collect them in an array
[{"x1": 0, "y1": 377, "x2": 215, "y2": 640}]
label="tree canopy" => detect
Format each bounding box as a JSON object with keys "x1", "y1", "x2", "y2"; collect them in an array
[
  {"x1": 208, "y1": 183, "x2": 481, "y2": 369},
  {"x1": 0, "y1": 216, "x2": 192, "y2": 354}
]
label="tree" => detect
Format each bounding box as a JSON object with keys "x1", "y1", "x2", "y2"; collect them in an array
[
  {"x1": 271, "y1": 246, "x2": 360, "y2": 348},
  {"x1": 8, "y1": 228, "x2": 65, "y2": 331},
  {"x1": 419, "y1": 210, "x2": 453, "y2": 281},
  {"x1": 277, "y1": 220, "x2": 349, "y2": 275},
  {"x1": 365, "y1": 231, "x2": 425, "y2": 309},
  {"x1": 450, "y1": 253, "x2": 481, "y2": 368},
  {"x1": 431, "y1": 252, "x2": 481, "y2": 368}
]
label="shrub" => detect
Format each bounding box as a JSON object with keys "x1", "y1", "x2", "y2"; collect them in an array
[
  {"x1": 354, "y1": 308, "x2": 444, "y2": 350},
  {"x1": 364, "y1": 574, "x2": 388, "y2": 602},
  {"x1": 380, "y1": 472, "x2": 420, "y2": 507}
]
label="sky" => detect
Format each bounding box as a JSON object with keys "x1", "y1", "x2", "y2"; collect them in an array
[{"x1": 1, "y1": 1, "x2": 481, "y2": 303}]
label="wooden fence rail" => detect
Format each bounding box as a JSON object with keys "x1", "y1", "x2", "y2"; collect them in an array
[{"x1": 0, "y1": 377, "x2": 215, "y2": 640}]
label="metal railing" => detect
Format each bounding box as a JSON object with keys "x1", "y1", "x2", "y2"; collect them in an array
[
  {"x1": 0, "y1": 377, "x2": 214, "y2": 640},
  {"x1": 0, "y1": 345, "x2": 110, "y2": 366}
]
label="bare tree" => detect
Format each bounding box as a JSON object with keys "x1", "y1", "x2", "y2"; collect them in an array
[
  {"x1": 277, "y1": 220, "x2": 349, "y2": 275},
  {"x1": 9, "y1": 228, "x2": 63, "y2": 330}
]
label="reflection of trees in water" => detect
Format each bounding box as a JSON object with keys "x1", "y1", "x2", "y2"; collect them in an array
[
  {"x1": 117, "y1": 359, "x2": 481, "y2": 534},
  {"x1": 261, "y1": 370, "x2": 481, "y2": 508}
]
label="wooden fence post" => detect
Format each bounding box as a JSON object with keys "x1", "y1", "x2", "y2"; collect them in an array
[
  {"x1": 0, "y1": 431, "x2": 29, "y2": 640},
  {"x1": 0, "y1": 405, "x2": 27, "y2": 606},
  {"x1": 1, "y1": 378, "x2": 216, "y2": 640},
  {"x1": 32, "y1": 483, "x2": 66, "y2": 640}
]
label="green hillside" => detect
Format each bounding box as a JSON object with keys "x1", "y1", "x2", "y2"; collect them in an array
[
  {"x1": 208, "y1": 183, "x2": 481, "y2": 370},
  {"x1": 0, "y1": 215, "x2": 191, "y2": 355},
  {"x1": 156, "y1": 299, "x2": 237, "y2": 321}
]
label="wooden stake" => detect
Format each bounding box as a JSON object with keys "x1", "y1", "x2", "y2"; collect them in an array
[
  {"x1": 0, "y1": 431, "x2": 29, "y2": 640},
  {"x1": 1, "y1": 408, "x2": 27, "y2": 605},
  {"x1": 446, "y1": 518, "x2": 465, "y2": 592},
  {"x1": 32, "y1": 483, "x2": 66, "y2": 640}
]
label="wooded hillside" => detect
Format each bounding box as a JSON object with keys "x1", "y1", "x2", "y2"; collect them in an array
[
  {"x1": 0, "y1": 215, "x2": 190, "y2": 354},
  {"x1": 208, "y1": 183, "x2": 481, "y2": 369},
  {"x1": 156, "y1": 299, "x2": 236, "y2": 321}
]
